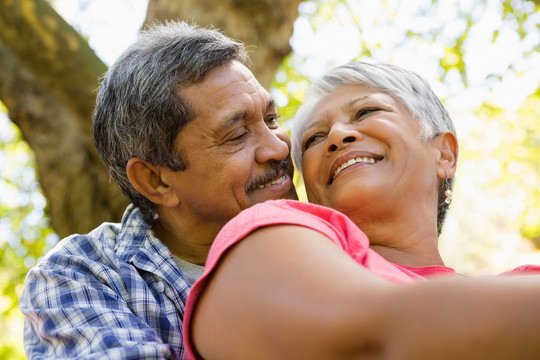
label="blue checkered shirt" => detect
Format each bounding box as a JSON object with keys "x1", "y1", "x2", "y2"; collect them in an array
[{"x1": 19, "y1": 204, "x2": 190, "y2": 359}]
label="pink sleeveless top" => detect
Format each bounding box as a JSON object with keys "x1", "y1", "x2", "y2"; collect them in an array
[{"x1": 182, "y1": 200, "x2": 540, "y2": 359}]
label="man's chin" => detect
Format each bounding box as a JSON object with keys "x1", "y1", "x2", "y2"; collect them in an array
[{"x1": 285, "y1": 185, "x2": 298, "y2": 200}]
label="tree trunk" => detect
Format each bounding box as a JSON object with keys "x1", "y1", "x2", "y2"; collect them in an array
[
  {"x1": 0, "y1": 0, "x2": 129, "y2": 237},
  {"x1": 144, "y1": 0, "x2": 302, "y2": 89},
  {"x1": 0, "y1": 0, "x2": 300, "y2": 237}
]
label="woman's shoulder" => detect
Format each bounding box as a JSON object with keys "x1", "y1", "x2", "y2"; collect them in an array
[
  {"x1": 500, "y1": 264, "x2": 540, "y2": 276},
  {"x1": 242, "y1": 199, "x2": 351, "y2": 223},
  {"x1": 221, "y1": 199, "x2": 356, "y2": 238},
  {"x1": 210, "y1": 199, "x2": 369, "y2": 270}
]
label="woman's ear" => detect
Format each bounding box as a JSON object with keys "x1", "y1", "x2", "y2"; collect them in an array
[
  {"x1": 126, "y1": 158, "x2": 181, "y2": 208},
  {"x1": 433, "y1": 132, "x2": 459, "y2": 179}
]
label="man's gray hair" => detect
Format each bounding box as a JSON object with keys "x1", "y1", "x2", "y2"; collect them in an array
[
  {"x1": 92, "y1": 21, "x2": 249, "y2": 219},
  {"x1": 291, "y1": 61, "x2": 456, "y2": 235}
]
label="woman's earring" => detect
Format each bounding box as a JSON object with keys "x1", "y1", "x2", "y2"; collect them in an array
[{"x1": 443, "y1": 172, "x2": 452, "y2": 205}]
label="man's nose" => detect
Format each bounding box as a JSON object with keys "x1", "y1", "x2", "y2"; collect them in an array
[
  {"x1": 255, "y1": 127, "x2": 290, "y2": 163},
  {"x1": 325, "y1": 124, "x2": 362, "y2": 154}
]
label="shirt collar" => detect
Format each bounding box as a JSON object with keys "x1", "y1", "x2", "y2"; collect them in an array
[{"x1": 115, "y1": 204, "x2": 186, "y2": 285}]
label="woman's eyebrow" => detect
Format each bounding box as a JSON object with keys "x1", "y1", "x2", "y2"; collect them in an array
[
  {"x1": 302, "y1": 118, "x2": 326, "y2": 136},
  {"x1": 344, "y1": 95, "x2": 371, "y2": 111}
]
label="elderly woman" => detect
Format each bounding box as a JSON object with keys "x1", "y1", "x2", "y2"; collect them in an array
[{"x1": 182, "y1": 62, "x2": 540, "y2": 359}]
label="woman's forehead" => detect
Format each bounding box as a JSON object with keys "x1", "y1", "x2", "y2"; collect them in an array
[{"x1": 305, "y1": 86, "x2": 397, "y2": 123}]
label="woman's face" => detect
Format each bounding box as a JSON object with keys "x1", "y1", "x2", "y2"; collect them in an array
[{"x1": 300, "y1": 85, "x2": 441, "y2": 221}]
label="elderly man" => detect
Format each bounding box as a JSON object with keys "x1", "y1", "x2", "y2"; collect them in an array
[{"x1": 19, "y1": 21, "x2": 297, "y2": 359}]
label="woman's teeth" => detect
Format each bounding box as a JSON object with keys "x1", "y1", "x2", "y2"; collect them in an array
[{"x1": 334, "y1": 157, "x2": 376, "y2": 179}]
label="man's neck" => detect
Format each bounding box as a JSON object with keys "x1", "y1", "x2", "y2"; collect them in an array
[{"x1": 152, "y1": 211, "x2": 226, "y2": 266}]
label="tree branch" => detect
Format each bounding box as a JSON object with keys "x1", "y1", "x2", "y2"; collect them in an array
[
  {"x1": 0, "y1": 0, "x2": 107, "y2": 124},
  {"x1": 0, "y1": 0, "x2": 128, "y2": 236},
  {"x1": 144, "y1": 0, "x2": 302, "y2": 89}
]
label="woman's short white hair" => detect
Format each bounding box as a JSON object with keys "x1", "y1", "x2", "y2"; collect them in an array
[{"x1": 291, "y1": 61, "x2": 456, "y2": 175}]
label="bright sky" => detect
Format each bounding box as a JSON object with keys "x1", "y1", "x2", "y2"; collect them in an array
[
  {"x1": 51, "y1": 0, "x2": 540, "y2": 116},
  {"x1": 52, "y1": 0, "x2": 149, "y2": 66}
]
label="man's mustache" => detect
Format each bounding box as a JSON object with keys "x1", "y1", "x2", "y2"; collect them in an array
[{"x1": 245, "y1": 159, "x2": 290, "y2": 192}]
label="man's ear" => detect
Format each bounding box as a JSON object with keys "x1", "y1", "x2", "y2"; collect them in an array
[
  {"x1": 126, "y1": 158, "x2": 180, "y2": 208},
  {"x1": 432, "y1": 132, "x2": 459, "y2": 179}
]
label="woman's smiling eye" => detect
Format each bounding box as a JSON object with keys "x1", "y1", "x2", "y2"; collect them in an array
[
  {"x1": 355, "y1": 107, "x2": 380, "y2": 120},
  {"x1": 303, "y1": 133, "x2": 324, "y2": 151},
  {"x1": 301, "y1": 106, "x2": 384, "y2": 152}
]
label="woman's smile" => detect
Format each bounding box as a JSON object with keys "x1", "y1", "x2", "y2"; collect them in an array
[{"x1": 329, "y1": 151, "x2": 384, "y2": 184}]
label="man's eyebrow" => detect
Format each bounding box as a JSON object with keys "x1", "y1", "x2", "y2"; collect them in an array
[
  {"x1": 266, "y1": 98, "x2": 276, "y2": 112},
  {"x1": 215, "y1": 111, "x2": 248, "y2": 134},
  {"x1": 215, "y1": 98, "x2": 277, "y2": 135}
]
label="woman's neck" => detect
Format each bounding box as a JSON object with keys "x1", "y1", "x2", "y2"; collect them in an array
[
  {"x1": 369, "y1": 242, "x2": 445, "y2": 267},
  {"x1": 353, "y1": 214, "x2": 445, "y2": 267}
]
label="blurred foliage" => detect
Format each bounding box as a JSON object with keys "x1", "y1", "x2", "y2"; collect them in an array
[
  {"x1": 483, "y1": 94, "x2": 540, "y2": 244},
  {"x1": 0, "y1": 104, "x2": 58, "y2": 359},
  {"x1": 272, "y1": 0, "x2": 540, "y2": 274},
  {"x1": 1, "y1": 0, "x2": 539, "y2": 357}
]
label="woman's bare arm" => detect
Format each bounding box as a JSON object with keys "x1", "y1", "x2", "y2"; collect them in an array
[{"x1": 191, "y1": 225, "x2": 540, "y2": 360}]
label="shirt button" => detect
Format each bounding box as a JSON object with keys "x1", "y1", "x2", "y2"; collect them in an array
[{"x1": 156, "y1": 281, "x2": 165, "y2": 293}]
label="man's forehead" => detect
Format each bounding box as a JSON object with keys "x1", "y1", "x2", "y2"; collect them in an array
[
  {"x1": 179, "y1": 61, "x2": 276, "y2": 132},
  {"x1": 192, "y1": 61, "x2": 253, "y2": 92},
  {"x1": 181, "y1": 63, "x2": 263, "y2": 105}
]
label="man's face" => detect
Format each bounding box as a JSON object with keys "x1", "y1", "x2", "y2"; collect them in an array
[{"x1": 166, "y1": 61, "x2": 297, "y2": 226}]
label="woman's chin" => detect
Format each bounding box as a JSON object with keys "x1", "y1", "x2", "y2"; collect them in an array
[{"x1": 327, "y1": 187, "x2": 384, "y2": 214}]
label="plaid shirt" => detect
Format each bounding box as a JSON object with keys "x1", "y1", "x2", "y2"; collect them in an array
[{"x1": 20, "y1": 204, "x2": 190, "y2": 359}]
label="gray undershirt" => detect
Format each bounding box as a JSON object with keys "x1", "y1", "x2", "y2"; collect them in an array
[{"x1": 172, "y1": 255, "x2": 205, "y2": 285}]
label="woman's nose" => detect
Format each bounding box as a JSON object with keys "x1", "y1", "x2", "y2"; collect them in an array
[{"x1": 325, "y1": 125, "x2": 361, "y2": 154}]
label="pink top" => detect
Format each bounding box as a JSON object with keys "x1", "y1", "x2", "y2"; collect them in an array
[{"x1": 182, "y1": 200, "x2": 540, "y2": 359}]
